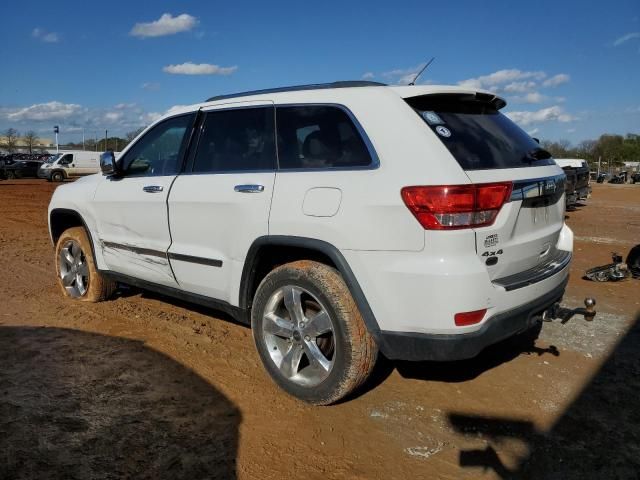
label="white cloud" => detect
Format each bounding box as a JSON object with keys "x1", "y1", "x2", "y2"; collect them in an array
[
  {"x1": 503, "y1": 81, "x2": 537, "y2": 93},
  {"x1": 32, "y1": 28, "x2": 59, "y2": 43},
  {"x1": 141, "y1": 82, "x2": 160, "y2": 91},
  {"x1": 527, "y1": 128, "x2": 539, "y2": 136},
  {"x1": 104, "y1": 112, "x2": 123, "y2": 122},
  {"x1": 6, "y1": 101, "x2": 82, "y2": 121},
  {"x1": 162, "y1": 62, "x2": 237, "y2": 75},
  {"x1": 511, "y1": 92, "x2": 547, "y2": 104},
  {"x1": 613, "y1": 32, "x2": 640, "y2": 46},
  {"x1": 542, "y1": 73, "x2": 570, "y2": 87},
  {"x1": 506, "y1": 106, "x2": 576, "y2": 127},
  {"x1": 130, "y1": 13, "x2": 198, "y2": 38},
  {"x1": 361, "y1": 72, "x2": 375, "y2": 80},
  {"x1": 114, "y1": 103, "x2": 136, "y2": 110},
  {"x1": 458, "y1": 69, "x2": 545, "y2": 90}
]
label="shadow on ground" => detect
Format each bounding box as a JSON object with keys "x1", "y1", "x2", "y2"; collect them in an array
[
  {"x1": 446, "y1": 312, "x2": 640, "y2": 479},
  {"x1": 0, "y1": 326, "x2": 240, "y2": 479}
]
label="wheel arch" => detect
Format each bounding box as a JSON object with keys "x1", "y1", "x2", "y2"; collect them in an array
[
  {"x1": 240, "y1": 236, "x2": 381, "y2": 340},
  {"x1": 49, "y1": 208, "x2": 97, "y2": 261}
]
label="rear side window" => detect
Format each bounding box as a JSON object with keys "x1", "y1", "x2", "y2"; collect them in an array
[
  {"x1": 276, "y1": 105, "x2": 373, "y2": 169},
  {"x1": 192, "y1": 107, "x2": 276, "y2": 173},
  {"x1": 407, "y1": 94, "x2": 555, "y2": 170}
]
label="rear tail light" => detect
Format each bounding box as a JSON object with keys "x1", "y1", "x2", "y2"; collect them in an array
[
  {"x1": 401, "y1": 182, "x2": 513, "y2": 230},
  {"x1": 454, "y1": 309, "x2": 487, "y2": 326}
]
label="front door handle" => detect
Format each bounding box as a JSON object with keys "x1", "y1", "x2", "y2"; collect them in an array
[
  {"x1": 234, "y1": 184, "x2": 264, "y2": 193},
  {"x1": 143, "y1": 185, "x2": 164, "y2": 193}
]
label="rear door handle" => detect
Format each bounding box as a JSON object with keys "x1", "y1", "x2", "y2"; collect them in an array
[
  {"x1": 234, "y1": 184, "x2": 264, "y2": 193},
  {"x1": 143, "y1": 185, "x2": 164, "y2": 193}
]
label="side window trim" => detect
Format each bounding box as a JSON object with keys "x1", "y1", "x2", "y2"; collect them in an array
[
  {"x1": 120, "y1": 112, "x2": 196, "y2": 177},
  {"x1": 186, "y1": 104, "x2": 277, "y2": 175},
  {"x1": 273, "y1": 103, "x2": 380, "y2": 172}
]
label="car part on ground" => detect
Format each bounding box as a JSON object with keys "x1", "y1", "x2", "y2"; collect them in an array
[{"x1": 584, "y1": 250, "x2": 638, "y2": 282}]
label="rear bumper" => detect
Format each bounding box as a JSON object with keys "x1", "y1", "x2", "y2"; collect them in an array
[{"x1": 379, "y1": 277, "x2": 567, "y2": 361}]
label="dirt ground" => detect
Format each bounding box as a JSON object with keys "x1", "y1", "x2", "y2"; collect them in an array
[{"x1": 0, "y1": 179, "x2": 638, "y2": 480}]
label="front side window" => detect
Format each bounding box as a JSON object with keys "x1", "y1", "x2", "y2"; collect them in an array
[
  {"x1": 192, "y1": 107, "x2": 276, "y2": 173},
  {"x1": 276, "y1": 106, "x2": 373, "y2": 169},
  {"x1": 122, "y1": 114, "x2": 194, "y2": 176},
  {"x1": 60, "y1": 154, "x2": 73, "y2": 165}
]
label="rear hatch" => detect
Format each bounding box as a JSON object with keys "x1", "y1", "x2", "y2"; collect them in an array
[{"x1": 406, "y1": 93, "x2": 568, "y2": 286}]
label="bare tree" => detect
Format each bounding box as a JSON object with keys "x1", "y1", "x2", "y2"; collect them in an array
[
  {"x1": 2, "y1": 128, "x2": 19, "y2": 153},
  {"x1": 23, "y1": 130, "x2": 39, "y2": 154},
  {"x1": 125, "y1": 127, "x2": 145, "y2": 145}
]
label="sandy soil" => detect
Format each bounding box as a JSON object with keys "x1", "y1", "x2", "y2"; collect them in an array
[{"x1": 0, "y1": 179, "x2": 638, "y2": 479}]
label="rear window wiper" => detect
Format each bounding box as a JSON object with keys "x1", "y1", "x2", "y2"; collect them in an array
[{"x1": 522, "y1": 147, "x2": 552, "y2": 163}]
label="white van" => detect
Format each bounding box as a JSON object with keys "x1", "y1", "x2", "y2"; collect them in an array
[{"x1": 38, "y1": 151, "x2": 104, "y2": 182}]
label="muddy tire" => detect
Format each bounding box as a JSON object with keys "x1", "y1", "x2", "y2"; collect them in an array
[
  {"x1": 51, "y1": 171, "x2": 64, "y2": 182},
  {"x1": 55, "y1": 227, "x2": 116, "y2": 302},
  {"x1": 251, "y1": 260, "x2": 378, "y2": 405}
]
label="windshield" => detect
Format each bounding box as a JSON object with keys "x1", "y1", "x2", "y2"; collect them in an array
[
  {"x1": 45, "y1": 154, "x2": 62, "y2": 163},
  {"x1": 406, "y1": 94, "x2": 555, "y2": 170}
]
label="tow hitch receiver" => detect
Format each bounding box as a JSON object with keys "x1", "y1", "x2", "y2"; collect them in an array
[{"x1": 538, "y1": 297, "x2": 597, "y2": 324}]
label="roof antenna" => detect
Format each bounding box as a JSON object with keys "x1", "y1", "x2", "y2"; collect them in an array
[{"x1": 408, "y1": 57, "x2": 435, "y2": 86}]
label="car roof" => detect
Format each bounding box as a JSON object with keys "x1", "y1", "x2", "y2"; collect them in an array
[{"x1": 160, "y1": 81, "x2": 506, "y2": 120}]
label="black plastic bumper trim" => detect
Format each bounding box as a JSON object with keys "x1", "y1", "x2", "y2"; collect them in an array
[{"x1": 378, "y1": 277, "x2": 568, "y2": 362}]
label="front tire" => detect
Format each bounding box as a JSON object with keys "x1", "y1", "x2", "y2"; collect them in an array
[
  {"x1": 51, "y1": 171, "x2": 64, "y2": 182},
  {"x1": 251, "y1": 261, "x2": 378, "y2": 405},
  {"x1": 55, "y1": 227, "x2": 116, "y2": 302}
]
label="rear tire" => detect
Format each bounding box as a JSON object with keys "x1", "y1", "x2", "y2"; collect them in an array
[
  {"x1": 55, "y1": 227, "x2": 116, "y2": 302},
  {"x1": 251, "y1": 260, "x2": 378, "y2": 405},
  {"x1": 5, "y1": 170, "x2": 15, "y2": 180}
]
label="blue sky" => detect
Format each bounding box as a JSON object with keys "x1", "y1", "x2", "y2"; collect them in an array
[{"x1": 1, "y1": 0, "x2": 638, "y2": 145}]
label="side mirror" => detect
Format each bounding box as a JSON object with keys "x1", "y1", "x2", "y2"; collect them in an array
[
  {"x1": 100, "y1": 151, "x2": 117, "y2": 175},
  {"x1": 532, "y1": 137, "x2": 540, "y2": 144}
]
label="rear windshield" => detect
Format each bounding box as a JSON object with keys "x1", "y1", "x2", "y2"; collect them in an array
[{"x1": 406, "y1": 94, "x2": 555, "y2": 170}]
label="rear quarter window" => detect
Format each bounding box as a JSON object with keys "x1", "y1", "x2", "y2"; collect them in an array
[
  {"x1": 406, "y1": 94, "x2": 555, "y2": 170},
  {"x1": 276, "y1": 105, "x2": 373, "y2": 169}
]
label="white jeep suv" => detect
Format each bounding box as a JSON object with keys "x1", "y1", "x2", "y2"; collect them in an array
[{"x1": 48, "y1": 81, "x2": 573, "y2": 404}]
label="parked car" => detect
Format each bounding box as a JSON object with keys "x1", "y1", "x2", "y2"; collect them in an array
[
  {"x1": 38, "y1": 151, "x2": 101, "y2": 182},
  {"x1": 555, "y1": 159, "x2": 590, "y2": 201},
  {"x1": 631, "y1": 172, "x2": 640, "y2": 184},
  {"x1": 3, "y1": 159, "x2": 44, "y2": 179},
  {"x1": 563, "y1": 168, "x2": 578, "y2": 208},
  {"x1": 47, "y1": 81, "x2": 573, "y2": 404}
]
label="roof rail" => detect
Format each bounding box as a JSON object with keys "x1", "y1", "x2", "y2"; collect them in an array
[{"x1": 205, "y1": 81, "x2": 387, "y2": 102}]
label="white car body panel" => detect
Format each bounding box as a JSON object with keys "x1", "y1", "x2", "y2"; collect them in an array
[{"x1": 48, "y1": 82, "x2": 573, "y2": 349}]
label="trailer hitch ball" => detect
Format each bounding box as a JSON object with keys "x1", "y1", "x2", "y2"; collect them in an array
[{"x1": 584, "y1": 297, "x2": 596, "y2": 321}]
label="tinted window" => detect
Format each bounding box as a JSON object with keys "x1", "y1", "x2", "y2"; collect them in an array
[
  {"x1": 407, "y1": 94, "x2": 555, "y2": 170},
  {"x1": 276, "y1": 106, "x2": 373, "y2": 169},
  {"x1": 123, "y1": 114, "x2": 194, "y2": 176},
  {"x1": 192, "y1": 107, "x2": 275, "y2": 173}
]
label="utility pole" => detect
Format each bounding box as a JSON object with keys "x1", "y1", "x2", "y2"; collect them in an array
[
  {"x1": 82, "y1": 128, "x2": 85, "y2": 151},
  {"x1": 54, "y1": 125, "x2": 59, "y2": 153},
  {"x1": 597, "y1": 156, "x2": 601, "y2": 176},
  {"x1": 105, "y1": 130, "x2": 108, "y2": 151}
]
